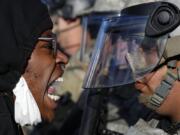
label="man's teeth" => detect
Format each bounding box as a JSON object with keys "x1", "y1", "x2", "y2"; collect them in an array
[
  {"x1": 56, "y1": 77, "x2": 63, "y2": 82},
  {"x1": 47, "y1": 77, "x2": 64, "y2": 101},
  {"x1": 48, "y1": 94, "x2": 60, "y2": 101}
]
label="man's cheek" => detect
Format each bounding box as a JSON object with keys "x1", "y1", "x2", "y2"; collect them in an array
[{"x1": 36, "y1": 66, "x2": 55, "y2": 92}]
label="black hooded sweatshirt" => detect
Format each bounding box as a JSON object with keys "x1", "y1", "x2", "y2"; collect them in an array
[{"x1": 0, "y1": 0, "x2": 52, "y2": 134}]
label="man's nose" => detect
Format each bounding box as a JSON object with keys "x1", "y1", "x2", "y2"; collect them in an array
[{"x1": 55, "y1": 50, "x2": 69, "y2": 64}]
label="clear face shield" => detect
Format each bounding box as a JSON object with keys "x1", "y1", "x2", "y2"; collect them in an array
[
  {"x1": 80, "y1": 12, "x2": 121, "y2": 62},
  {"x1": 83, "y1": 15, "x2": 169, "y2": 89}
]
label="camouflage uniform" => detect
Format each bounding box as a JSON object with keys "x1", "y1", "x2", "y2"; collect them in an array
[
  {"x1": 124, "y1": 119, "x2": 180, "y2": 135},
  {"x1": 80, "y1": 1, "x2": 180, "y2": 135},
  {"x1": 103, "y1": 102, "x2": 180, "y2": 135}
]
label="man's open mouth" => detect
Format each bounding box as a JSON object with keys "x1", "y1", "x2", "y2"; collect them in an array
[{"x1": 47, "y1": 77, "x2": 63, "y2": 101}]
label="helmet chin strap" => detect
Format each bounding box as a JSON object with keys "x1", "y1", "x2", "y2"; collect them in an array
[
  {"x1": 147, "y1": 60, "x2": 179, "y2": 110},
  {"x1": 146, "y1": 35, "x2": 180, "y2": 110}
]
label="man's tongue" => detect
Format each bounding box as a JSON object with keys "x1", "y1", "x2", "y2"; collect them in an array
[
  {"x1": 47, "y1": 81, "x2": 61, "y2": 101},
  {"x1": 48, "y1": 78, "x2": 63, "y2": 95},
  {"x1": 48, "y1": 87, "x2": 56, "y2": 94}
]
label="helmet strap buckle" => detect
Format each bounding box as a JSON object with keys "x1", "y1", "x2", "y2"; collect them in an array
[{"x1": 148, "y1": 61, "x2": 178, "y2": 110}]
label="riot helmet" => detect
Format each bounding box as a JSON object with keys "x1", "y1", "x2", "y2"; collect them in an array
[
  {"x1": 83, "y1": 1, "x2": 180, "y2": 89},
  {"x1": 41, "y1": 0, "x2": 128, "y2": 63},
  {"x1": 41, "y1": 0, "x2": 96, "y2": 19}
]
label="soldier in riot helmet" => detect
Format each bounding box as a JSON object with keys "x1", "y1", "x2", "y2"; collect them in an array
[
  {"x1": 40, "y1": 0, "x2": 98, "y2": 102},
  {"x1": 82, "y1": 1, "x2": 180, "y2": 135}
]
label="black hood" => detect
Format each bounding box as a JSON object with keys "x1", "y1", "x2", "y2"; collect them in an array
[{"x1": 0, "y1": 0, "x2": 52, "y2": 91}]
